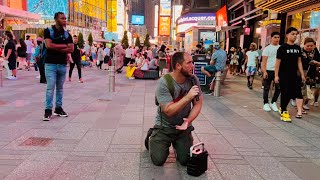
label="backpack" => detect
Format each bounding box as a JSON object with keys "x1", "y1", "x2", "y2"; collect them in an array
[
  {"x1": 41, "y1": 27, "x2": 70, "y2": 61},
  {"x1": 155, "y1": 74, "x2": 175, "y2": 106}
]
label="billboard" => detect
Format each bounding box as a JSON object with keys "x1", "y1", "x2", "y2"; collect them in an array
[
  {"x1": 216, "y1": 5, "x2": 228, "y2": 27},
  {"x1": 310, "y1": 11, "x2": 320, "y2": 29},
  {"x1": 176, "y1": 13, "x2": 216, "y2": 33},
  {"x1": 159, "y1": 16, "x2": 171, "y2": 36},
  {"x1": 8, "y1": 0, "x2": 27, "y2": 10},
  {"x1": 71, "y1": 0, "x2": 106, "y2": 21},
  {"x1": 132, "y1": 15, "x2": 145, "y2": 25},
  {"x1": 107, "y1": 0, "x2": 117, "y2": 32},
  {"x1": 28, "y1": 0, "x2": 68, "y2": 20}
]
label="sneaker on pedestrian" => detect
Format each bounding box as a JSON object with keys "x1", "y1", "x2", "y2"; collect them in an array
[
  {"x1": 303, "y1": 104, "x2": 310, "y2": 110},
  {"x1": 291, "y1": 100, "x2": 296, "y2": 107},
  {"x1": 270, "y1": 102, "x2": 279, "y2": 112},
  {"x1": 78, "y1": 78, "x2": 84, "y2": 83},
  {"x1": 280, "y1": 111, "x2": 291, "y2": 122},
  {"x1": 43, "y1": 109, "x2": 52, "y2": 121},
  {"x1": 129, "y1": 77, "x2": 135, "y2": 80},
  {"x1": 314, "y1": 102, "x2": 319, "y2": 107},
  {"x1": 263, "y1": 104, "x2": 271, "y2": 112},
  {"x1": 7, "y1": 76, "x2": 17, "y2": 80},
  {"x1": 53, "y1": 108, "x2": 68, "y2": 117}
]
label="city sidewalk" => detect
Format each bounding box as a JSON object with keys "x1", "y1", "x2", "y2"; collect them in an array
[{"x1": 0, "y1": 68, "x2": 320, "y2": 180}]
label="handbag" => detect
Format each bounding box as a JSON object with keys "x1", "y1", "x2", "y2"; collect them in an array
[{"x1": 141, "y1": 62, "x2": 149, "y2": 71}]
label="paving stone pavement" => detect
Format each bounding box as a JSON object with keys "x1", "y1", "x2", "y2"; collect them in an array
[{"x1": 0, "y1": 68, "x2": 320, "y2": 180}]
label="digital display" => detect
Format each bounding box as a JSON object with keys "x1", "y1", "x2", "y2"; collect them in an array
[
  {"x1": 193, "y1": 62, "x2": 208, "y2": 85},
  {"x1": 132, "y1": 15, "x2": 145, "y2": 25},
  {"x1": 28, "y1": 0, "x2": 68, "y2": 20}
]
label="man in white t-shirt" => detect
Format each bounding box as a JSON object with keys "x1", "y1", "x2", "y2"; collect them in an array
[
  {"x1": 261, "y1": 32, "x2": 281, "y2": 112},
  {"x1": 25, "y1": 35, "x2": 35, "y2": 70},
  {"x1": 244, "y1": 43, "x2": 259, "y2": 89},
  {"x1": 125, "y1": 47, "x2": 133, "y2": 66}
]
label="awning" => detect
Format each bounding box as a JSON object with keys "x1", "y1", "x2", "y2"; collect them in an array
[
  {"x1": 0, "y1": 5, "x2": 40, "y2": 21},
  {"x1": 255, "y1": 0, "x2": 320, "y2": 13},
  {"x1": 216, "y1": 26, "x2": 241, "y2": 32}
]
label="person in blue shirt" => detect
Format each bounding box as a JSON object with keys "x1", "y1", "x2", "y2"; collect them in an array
[
  {"x1": 201, "y1": 42, "x2": 227, "y2": 94},
  {"x1": 33, "y1": 37, "x2": 46, "y2": 83}
]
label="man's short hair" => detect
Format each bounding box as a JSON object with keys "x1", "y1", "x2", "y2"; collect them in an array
[
  {"x1": 286, "y1": 27, "x2": 298, "y2": 34},
  {"x1": 171, "y1": 52, "x2": 185, "y2": 70},
  {"x1": 54, "y1": 12, "x2": 65, "y2": 20},
  {"x1": 271, "y1": 32, "x2": 280, "y2": 37},
  {"x1": 5, "y1": 32, "x2": 13, "y2": 39}
]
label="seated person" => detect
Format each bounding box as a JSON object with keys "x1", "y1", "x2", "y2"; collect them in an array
[
  {"x1": 149, "y1": 56, "x2": 159, "y2": 70},
  {"x1": 201, "y1": 42, "x2": 227, "y2": 94},
  {"x1": 81, "y1": 54, "x2": 90, "y2": 67},
  {"x1": 149, "y1": 52, "x2": 203, "y2": 166},
  {"x1": 126, "y1": 54, "x2": 137, "y2": 78}
]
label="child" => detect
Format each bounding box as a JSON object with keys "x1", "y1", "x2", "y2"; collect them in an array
[{"x1": 244, "y1": 43, "x2": 259, "y2": 89}]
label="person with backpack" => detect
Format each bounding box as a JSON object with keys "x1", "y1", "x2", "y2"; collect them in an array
[
  {"x1": 147, "y1": 52, "x2": 203, "y2": 166},
  {"x1": 34, "y1": 37, "x2": 46, "y2": 83},
  {"x1": 42, "y1": 12, "x2": 73, "y2": 121},
  {"x1": 68, "y1": 35, "x2": 83, "y2": 83}
]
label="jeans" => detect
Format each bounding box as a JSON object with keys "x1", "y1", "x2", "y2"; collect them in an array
[
  {"x1": 263, "y1": 71, "x2": 281, "y2": 104},
  {"x1": 45, "y1": 64, "x2": 67, "y2": 110}
]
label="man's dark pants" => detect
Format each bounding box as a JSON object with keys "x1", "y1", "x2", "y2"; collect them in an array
[
  {"x1": 149, "y1": 126, "x2": 194, "y2": 166},
  {"x1": 263, "y1": 71, "x2": 281, "y2": 104}
]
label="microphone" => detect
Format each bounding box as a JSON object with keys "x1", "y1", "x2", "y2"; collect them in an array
[{"x1": 191, "y1": 76, "x2": 199, "y2": 101}]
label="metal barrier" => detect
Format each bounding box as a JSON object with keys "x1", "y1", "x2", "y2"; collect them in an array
[
  {"x1": 214, "y1": 71, "x2": 222, "y2": 97},
  {"x1": 109, "y1": 66, "x2": 115, "y2": 92}
]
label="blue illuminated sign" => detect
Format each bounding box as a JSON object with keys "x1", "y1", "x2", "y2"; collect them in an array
[
  {"x1": 28, "y1": 0, "x2": 68, "y2": 20},
  {"x1": 132, "y1": 15, "x2": 145, "y2": 25}
]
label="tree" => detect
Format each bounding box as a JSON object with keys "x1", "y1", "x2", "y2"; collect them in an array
[
  {"x1": 78, "y1": 32, "x2": 85, "y2": 48},
  {"x1": 88, "y1": 33, "x2": 93, "y2": 46},
  {"x1": 135, "y1": 36, "x2": 141, "y2": 47},
  {"x1": 144, "y1": 34, "x2": 151, "y2": 48},
  {"x1": 38, "y1": 28, "x2": 45, "y2": 38},
  {"x1": 121, "y1": 31, "x2": 129, "y2": 49}
]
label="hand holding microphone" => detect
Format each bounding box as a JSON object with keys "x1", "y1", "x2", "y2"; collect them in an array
[{"x1": 191, "y1": 77, "x2": 200, "y2": 101}]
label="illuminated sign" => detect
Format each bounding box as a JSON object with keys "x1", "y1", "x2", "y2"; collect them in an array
[
  {"x1": 160, "y1": 3, "x2": 171, "y2": 16},
  {"x1": 311, "y1": 11, "x2": 320, "y2": 29},
  {"x1": 132, "y1": 15, "x2": 145, "y2": 25},
  {"x1": 176, "y1": 13, "x2": 216, "y2": 33},
  {"x1": 262, "y1": 20, "x2": 281, "y2": 26},
  {"x1": 28, "y1": 0, "x2": 68, "y2": 19},
  {"x1": 8, "y1": 0, "x2": 26, "y2": 10},
  {"x1": 159, "y1": 16, "x2": 171, "y2": 36},
  {"x1": 216, "y1": 5, "x2": 228, "y2": 27},
  {"x1": 107, "y1": 0, "x2": 117, "y2": 32}
]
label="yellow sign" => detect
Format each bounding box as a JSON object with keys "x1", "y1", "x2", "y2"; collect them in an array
[
  {"x1": 107, "y1": 0, "x2": 117, "y2": 32},
  {"x1": 72, "y1": 0, "x2": 106, "y2": 21},
  {"x1": 262, "y1": 20, "x2": 281, "y2": 26}
]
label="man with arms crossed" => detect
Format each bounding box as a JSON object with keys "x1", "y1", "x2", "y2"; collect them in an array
[
  {"x1": 275, "y1": 27, "x2": 305, "y2": 122},
  {"x1": 149, "y1": 52, "x2": 203, "y2": 166},
  {"x1": 261, "y1": 32, "x2": 281, "y2": 112},
  {"x1": 43, "y1": 12, "x2": 74, "y2": 121}
]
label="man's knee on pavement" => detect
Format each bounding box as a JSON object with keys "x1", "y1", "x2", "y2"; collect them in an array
[{"x1": 150, "y1": 152, "x2": 167, "y2": 166}]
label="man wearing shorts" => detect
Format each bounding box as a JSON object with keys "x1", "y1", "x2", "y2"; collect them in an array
[
  {"x1": 201, "y1": 42, "x2": 227, "y2": 94},
  {"x1": 25, "y1": 35, "x2": 35, "y2": 70},
  {"x1": 244, "y1": 43, "x2": 259, "y2": 89}
]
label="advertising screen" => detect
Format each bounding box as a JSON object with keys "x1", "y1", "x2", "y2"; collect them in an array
[
  {"x1": 8, "y1": 0, "x2": 27, "y2": 10},
  {"x1": 159, "y1": 16, "x2": 171, "y2": 36},
  {"x1": 132, "y1": 15, "x2": 145, "y2": 25},
  {"x1": 107, "y1": 0, "x2": 117, "y2": 32},
  {"x1": 177, "y1": 13, "x2": 216, "y2": 33},
  {"x1": 310, "y1": 11, "x2": 320, "y2": 29},
  {"x1": 200, "y1": 32, "x2": 216, "y2": 49},
  {"x1": 160, "y1": 0, "x2": 171, "y2": 16},
  {"x1": 28, "y1": 0, "x2": 68, "y2": 19},
  {"x1": 216, "y1": 5, "x2": 228, "y2": 27}
]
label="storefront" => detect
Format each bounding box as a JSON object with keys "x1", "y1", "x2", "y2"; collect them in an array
[{"x1": 255, "y1": 1, "x2": 320, "y2": 49}]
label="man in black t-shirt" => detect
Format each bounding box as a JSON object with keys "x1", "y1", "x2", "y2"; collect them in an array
[
  {"x1": 3, "y1": 32, "x2": 17, "y2": 80},
  {"x1": 275, "y1": 27, "x2": 305, "y2": 122},
  {"x1": 68, "y1": 35, "x2": 83, "y2": 83},
  {"x1": 43, "y1": 12, "x2": 74, "y2": 121}
]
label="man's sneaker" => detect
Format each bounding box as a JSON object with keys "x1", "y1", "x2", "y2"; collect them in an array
[
  {"x1": 270, "y1": 102, "x2": 279, "y2": 112},
  {"x1": 7, "y1": 76, "x2": 17, "y2": 80},
  {"x1": 43, "y1": 110, "x2": 52, "y2": 121},
  {"x1": 291, "y1": 100, "x2": 296, "y2": 107},
  {"x1": 53, "y1": 108, "x2": 68, "y2": 117},
  {"x1": 280, "y1": 111, "x2": 292, "y2": 122},
  {"x1": 263, "y1": 104, "x2": 271, "y2": 112},
  {"x1": 314, "y1": 102, "x2": 319, "y2": 107},
  {"x1": 205, "y1": 90, "x2": 213, "y2": 95},
  {"x1": 303, "y1": 104, "x2": 310, "y2": 110}
]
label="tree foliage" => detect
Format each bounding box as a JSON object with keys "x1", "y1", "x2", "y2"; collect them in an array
[
  {"x1": 135, "y1": 36, "x2": 141, "y2": 47},
  {"x1": 143, "y1": 34, "x2": 151, "y2": 48},
  {"x1": 78, "y1": 32, "x2": 85, "y2": 48},
  {"x1": 121, "y1": 31, "x2": 129, "y2": 49},
  {"x1": 88, "y1": 33, "x2": 93, "y2": 46}
]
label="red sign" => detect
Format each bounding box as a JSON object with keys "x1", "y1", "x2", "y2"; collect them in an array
[
  {"x1": 216, "y1": 5, "x2": 228, "y2": 27},
  {"x1": 159, "y1": 16, "x2": 171, "y2": 36}
]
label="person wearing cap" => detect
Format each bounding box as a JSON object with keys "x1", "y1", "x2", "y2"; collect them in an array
[
  {"x1": 25, "y1": 35, "x2": 35, "y2": 70},
  {"x1": 201, "y1": 42, "x2": 227, "y2": 94},
  {"x1": 34, "y1": 37, "x2": 46, "y2": 83},
  {"x1": 4, "y1": 31, "x2": 17, "y2": 80}
]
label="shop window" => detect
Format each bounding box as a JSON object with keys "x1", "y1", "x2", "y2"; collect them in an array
[
  {"x1": 287, "y1": 13, "x2": 302, "y2": 29},
  {"x1": 302, "y1": 11, "x2": 311, "y2": 29}
]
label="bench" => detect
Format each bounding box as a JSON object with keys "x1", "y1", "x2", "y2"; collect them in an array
[{"x1": 134, "y1": 69, "x2": 160, "y2": 80}]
